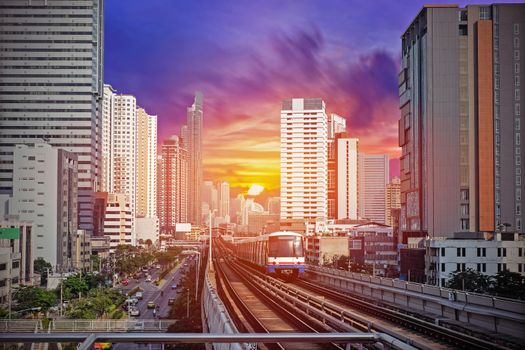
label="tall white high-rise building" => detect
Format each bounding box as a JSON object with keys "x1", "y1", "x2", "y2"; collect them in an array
[
  {"x1": 136, "y1": 107, "x2": 158, "y2": 218},
  {"x1": 358, "y1": 154, "x2": 389, "y2": 223},
  {"x1": 280, "y1": 98, "x2": 328, "y2": 221},
  {"x1": 101, "y1": 88, "x2": 137, "y2": 233},
  {"x1": 186, "y1": 92, "x2": 204, "y2": 225},
  {"x1": 337, "y1": 138, "x2": 359, "y2": 220},
  {"x1": 0, "y1": 1, "x2": 104, "y2": 232},
  {"x1": 219, "y1": 181, "x2": 230, "y2": 221},
  {"x1": 101, "y1": 85, "x2": 116, "y2": 193}
]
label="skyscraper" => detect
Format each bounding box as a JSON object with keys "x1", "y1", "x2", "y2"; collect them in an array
[
  {"x1": 218, "y1": 181, "x2": 230, "y2": 220},
  {"x1": 267, "y1": 197, "x2": 281, "y2": 215},
  {"x1": 386, "y1": 177, "x2": 401, "y2": 227},
  {"x1": 358, "y1": 154, "x2": 389, "y2": 223},
  {"x1": 186, "y1": 92, "x2": 204, "y2": 225},
  {"x1": 202, "y1": 181, "x2": 218, "y2": 216},
  {"x1": 102, "y1": 89, "x2": 137, "y2": 230},
  {"x1": 101, "y1": 85, "x2": 115, "y2": 193},
  {"x1": 337, "y1": 137, "x2": 359, "y2": 220},
  {"x1": 399, "y1": 4, "x2": 525, "y2": 237},
  {"x1": 327, "y1": 114, "x2": 347, "y2": 219},
  {"x1": 136, "y1": 107, "x2": 158, "y2": 218},
  {"x1": 0, "y1": 1, "x2": 104, "y2": 232},
  {"x1": 280, "y1": 98, "x2": 328, "y2": 222},
  {"x1": 158, "y1": 136, "x2": 188, "y2": 232}
]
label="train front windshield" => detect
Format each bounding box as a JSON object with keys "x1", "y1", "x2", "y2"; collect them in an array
[{"x1": 268, "y1": 236, "x2": 304, "y2": 257}]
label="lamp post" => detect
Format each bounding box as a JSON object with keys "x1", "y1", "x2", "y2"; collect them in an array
[
  {"x1": 193, "y1": 252, "x2": 201, "y2": 300},
  {"x1": 208, "y1": 211, "x2": 212, "y2": 272},
  {"x1": 186, "y1": 288, "x2": 190, "y2": 318}
]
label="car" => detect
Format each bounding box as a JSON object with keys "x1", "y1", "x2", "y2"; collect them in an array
[
  {"x1": 147, "y1": 301, "x2": 155, "y2": 309},
  {"x1": 171, "y1": 284, "x2": 177, "y2": 290},
  {"x1": 145, "y1": 275, "x2": 152, "y2": 282},
  {"x1": 125, "y1": 298, "x2": 138, "y2": 306},
  {"x1": 129, "y1": 307, "x2": 140, "y2": 317},
  {"x1": 93, "y1": 342, "x2": 112, "y2": 350},
  {"x1": 142, "y1": 267, "x2": 148, "y2": 273},
  {"x1": 155, "y1": 264, "x2": 161, "y2": 269},
  {"x1": 168, "y1": 298, "x2": 175, "y2": 305},
  {"x1": 135, "y1": 292, "x2": 143, "y2": 300},
  {"x1": 121, "y1": 279, "x2": 129, "y2": 286}
]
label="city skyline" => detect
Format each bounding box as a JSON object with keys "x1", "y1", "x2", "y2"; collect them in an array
[{"x1": 105, "y1": 0, "x2": 525, "y2": 193}]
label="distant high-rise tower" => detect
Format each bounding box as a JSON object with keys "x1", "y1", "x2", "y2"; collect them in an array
[
  {"x1": 337, "y1": 137, "x2": 359, "y2": 220},
  {"x1": 218, "y1": 181, "x2": 230, "y2": 221},
  {"x1": 187, "y1": 93, "x2": 204, "y2": 225},
  {"x1": 0, "y1": 1, "x2": 104, "y2": 232},
  {"x1": 158, "y1": 136, "x2": 188, "y2": 232},
  {"x1": 399, "y1": 4, "x2": 525, "y2": 236},
  {"x1": 327, "y1": 114, "x2": 347, "y2": 219},
  {"x1": 280, "y1": 98, "x2": 328, "y2": 222},
  {"x1": 202, "y1": 181, "x2": 218, "y2": 216},
  {"x1": 386, "y1": 177, "x2": 401, "y2": 227},
  {"x1": 267, "y1": 197, "x2": 281, "y2": 215},
  {"x1": 136, "y1": 107, "x2": 158, "y2": 218},
  {"x1": 359, "y1": 154, "x2": 389, "y2": 223}
]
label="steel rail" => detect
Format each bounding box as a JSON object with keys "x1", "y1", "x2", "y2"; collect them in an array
[
  {"x1": 213, "y1": 248, "x2": 285, "y2": 350},
  {"x1": 295, "y1": 279, "x2": 510, "y2": 350},
  {"x1": 0, "y1": 332, "x2": 381, "y2": 350}
]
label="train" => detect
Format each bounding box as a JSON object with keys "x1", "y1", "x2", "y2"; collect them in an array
[{"x1": 233, "y1": 231, "x2": 305, "y2": 280}]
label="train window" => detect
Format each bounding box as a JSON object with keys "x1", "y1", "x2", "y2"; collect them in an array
[{"x1": 268, "y1": 236, "x2": 304, "y2": 257}]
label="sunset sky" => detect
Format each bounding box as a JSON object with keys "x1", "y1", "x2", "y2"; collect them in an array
[{"x1": 104, "y1": 0, "x2": 511, "y2": 196}]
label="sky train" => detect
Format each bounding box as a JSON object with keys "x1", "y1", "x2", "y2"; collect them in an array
[{"x1": 233, "y1": 231, "x2": 305, "y2": 280}]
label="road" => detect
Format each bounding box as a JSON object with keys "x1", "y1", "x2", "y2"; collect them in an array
[
  {"x1": 112, "y1": 259, "x2": 191, "y2": 350},
  {"x1": 120, "y1": 260, "x2": 188, "y2": 318}
]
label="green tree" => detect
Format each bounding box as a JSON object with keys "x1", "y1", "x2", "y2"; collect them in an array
[
  {"x1": 348, "y1": 257, "x2": 373, "y2": 274},
  {"x1": 65, "y1": 288, "x2": 125, "y2": 319},
  {"x1": 490, "y1": 270, "x2": 525, "y2": 299},
  {"x1": 33, "y1": 258, "x2": 52, "y2": 286},
  {"x1": 14, "y1": 286, "x2": 57, "y2": 312},
  {"x1": 62, "y1": 274, "x2": 89, "y2": 298},
  {"x1": 445, "y1": 268, "x2": 492, "y2": 293},
  {"x1": 332, "y1": 255, "x2": 350, "y2": 270}
]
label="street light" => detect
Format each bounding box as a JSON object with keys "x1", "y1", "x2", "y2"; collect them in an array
[
  {"x1": 186, "y1": 288, "x2": 190, "y2": 318},
  {"x1": 193, "y1": 251, "x2": 201, "y2": 300}
]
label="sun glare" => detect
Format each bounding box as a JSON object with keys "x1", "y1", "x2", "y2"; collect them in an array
[{"x1": 247, "y1": 184, "x2": 265, "y2": 196}]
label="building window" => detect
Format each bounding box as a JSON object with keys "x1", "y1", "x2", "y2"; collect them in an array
[
  {"x1": 0, "y1": 263, "x2": 6, "y2": 271},
  {"x1": 441, "y1": 248, "x2": 445, "y2": 257},
  {"x1": 520, "y1": 248, "x2": 523, "y2": 257},
  {"x1": 477, "y1": 263, "x2": 486, "y2": 273},
  {"x1": 479, "y1": 6, "x2": 491, "y2": 19},
  {"x1": 12, "y1": 261, "x2": 19, "y2": 269},
  {"x1": 477, "y1": 247, "x2": 486, "y2": 257},
  {"x1": 498, "y1": 263, "x2": 507, "y2": 272},
  {"x1": 515, "y1": 23, "x2": 520, "y2": 35},
  {"x1": 519, "y1": 264, "x2": 523, "y2": 273},
  {"x1": 457, "y1": 247, "x2": 466, "y2": 257},
  {"x1": 441, "y1": 263, "x2": 445, "y2": 272}
]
